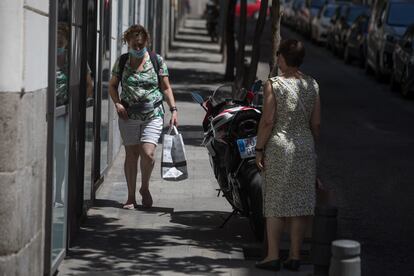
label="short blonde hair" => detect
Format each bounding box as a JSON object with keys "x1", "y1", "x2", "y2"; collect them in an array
[{"x1": 122, "y1": 24, "x2": 151, "y2": 46}]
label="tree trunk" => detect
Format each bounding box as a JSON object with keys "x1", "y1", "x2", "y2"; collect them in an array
[
  {"x1": 235, "y1": 0, "x2": 247, "y2": 89},
  {"x1": 245, "y1": 0, "x2": 269, "y2": 88},
  {"x1": 269, "y1": 0, "x2": 281, "y2": 78},
  {"x1": 224, "y1": 0, "x2": 237, "y2": 81}
]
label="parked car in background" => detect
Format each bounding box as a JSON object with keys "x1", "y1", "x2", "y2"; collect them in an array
[
  {"x1": 311, "y1": 3, "x2": 339, "y2": 43},
  {"x1": 282, "y1": 0, "x2": 296, "y2": 24},
  {"x1": 344, "y1": 14, "x2": 370, "y2": 66},
  {"x1": 391, "y1": 24, "x2": 414, "y2": 97},
  {"x1": 366, "y1": 0, "x2": 414, "y2": 80},
  {"x1": 291, "y1": 0, "x2": 307, "y2": 29},
  {"x1": 326, "y1": 2, "x2": 352, "y2": 51},
  {"x1": 332, "y1": 4, "x2": 370, "y2": 57},
  {"x1": 300, "y1": 0, "x2": 326, "y2": 36}
]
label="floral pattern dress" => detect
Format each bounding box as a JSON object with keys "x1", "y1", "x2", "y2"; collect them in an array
[
  {"x1": 112, "y1": 53, "x2": 169, "y2": 121},
  {"x1": 262, "y1": 75, "x2": 319, "y2": 217}
]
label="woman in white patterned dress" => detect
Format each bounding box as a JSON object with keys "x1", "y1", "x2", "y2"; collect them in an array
[{"x1": 254, "y1": 39, "x2": 321, "y2": 271}]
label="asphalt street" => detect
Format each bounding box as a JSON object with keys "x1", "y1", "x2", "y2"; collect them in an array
[{"x1": 250, "y1": 21, "x2": 414, "y2": 276}]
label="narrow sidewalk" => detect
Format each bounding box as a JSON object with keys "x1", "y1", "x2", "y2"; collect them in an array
[{"x1": 59, "y1": 18, "x2": 313, "y2": 276}]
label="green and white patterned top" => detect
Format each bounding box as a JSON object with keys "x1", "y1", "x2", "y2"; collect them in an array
[
  {"x1": 112, "y1": 53, "x2": 169, "y2": 121},
  {"x1": 56, "y1": 69, "x2": 69, "y2": 106}
]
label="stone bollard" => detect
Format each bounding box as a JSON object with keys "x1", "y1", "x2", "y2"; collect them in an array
[
  {"x1": 329, "y1": 240, "x2": 361, "y2": 276},
  {"x1": 311, "y1": 206, "x2": 338, "y2": 276}
]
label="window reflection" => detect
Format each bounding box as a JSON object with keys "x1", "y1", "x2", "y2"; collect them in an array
[
  {"x1": 52, "y1": 0, "x2": 70, "y2": 264},
  {"x1": 84, "y1": 0, "x2": 97, "y2": 204},
  {"x1": 56, "y1": 23, "x2": 70, "y2": 107},
  {"x1": 100, "y1": 0, "x2": 111, "y2": 172}
]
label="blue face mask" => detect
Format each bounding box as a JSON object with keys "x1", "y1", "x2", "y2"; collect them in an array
[
  {"x1": 57, "y1": 48, "x2": 66, "y2": 55},
  {"x1": 129, "y1": 47, "x2": 147, "y2": 59}
]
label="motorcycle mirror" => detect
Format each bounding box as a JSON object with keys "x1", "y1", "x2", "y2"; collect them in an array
[
  {"x1": 191, "y1": 92, "x2": 208, "y2": 111},
  {"x1": 191, "y1": 92, "x2": 204, "y2": 104}
]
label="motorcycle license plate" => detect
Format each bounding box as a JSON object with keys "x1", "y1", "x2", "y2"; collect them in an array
[{"x1": 237, "y1": 137, "x2": 257, "y2": 159}]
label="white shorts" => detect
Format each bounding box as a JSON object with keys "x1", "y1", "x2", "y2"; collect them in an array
[{"x1": 118, "y1": 117, "x2": 163, "y2": 146}]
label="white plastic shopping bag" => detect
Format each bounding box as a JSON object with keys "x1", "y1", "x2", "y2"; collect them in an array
[{"x1": 161, "y1": 126, "x2": 188, "y2": 181}]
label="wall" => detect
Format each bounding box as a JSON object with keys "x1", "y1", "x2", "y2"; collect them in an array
[
  {"x1": 0, "y1": 0, "x2": 49, "y2": 274},
  {"x1": 162, "y1": 0, "x2": 171, "y2": 58}
]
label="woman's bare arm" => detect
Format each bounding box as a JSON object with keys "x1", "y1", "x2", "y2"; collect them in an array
[
  {"x1": 255, "y1": 80, "x2": 276, "y2": 170},
  {"x1": 161, "y1": 76, "x2": 178, "y2": 126},
  {"x1": 108, "y1": 75, "x2": 128, "y2": 120}
]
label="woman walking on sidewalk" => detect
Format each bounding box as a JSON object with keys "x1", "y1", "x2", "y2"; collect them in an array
[
  {"x1": 108, "y1": 25, "x2": 178, "y2": 209},
  {"x1": 255, "y1": 39, "x2": 321, "y2": 271}
]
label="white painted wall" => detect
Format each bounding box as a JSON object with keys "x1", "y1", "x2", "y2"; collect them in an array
[
  {"x1": 24, "y1": 9, "x2": 49, "y2": 92},
  {"x1": 0, "y1": 1, "x2": 48, "y2": 275},
  {"x1": 24, "y1": 0, "x2": 48, "y2": 13},
  {"x1": 0, "y1": 0, "x2": 24, "y2": 92},
  {"x1": 139, "y1": 0, "x2": 147, "y2": 25}
]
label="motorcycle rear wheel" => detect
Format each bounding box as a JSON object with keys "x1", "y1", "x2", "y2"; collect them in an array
[{"x1": 247, "y1": 171, "x2": 265, "y2": 241}]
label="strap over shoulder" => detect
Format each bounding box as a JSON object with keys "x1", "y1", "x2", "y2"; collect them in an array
[
  {"x1": 119, "y1": 54, "x2": 129, "y2": 77},
  {"x1": 118, "y1": 53, "x2": 129, "y2": 87},
  {"x1": 149, "y1": 51, "x2": 162, "y2": 90},
  {"x1": 268, "y1": 76, "x2": 279, "y2": 84},
  {"x1": 267, "y1": 76, "x2": 282, "y2": 95},
  {"x1": 275, "y1": 76, "x2": 310, "y2": 122}
]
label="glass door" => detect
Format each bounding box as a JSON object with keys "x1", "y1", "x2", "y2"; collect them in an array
[
  {"x1": 51, "y1": 0, "x2": 71, "y2": 269},
  {"x1": 100, "y1": 0, "x2": 111, "y2": 174}
]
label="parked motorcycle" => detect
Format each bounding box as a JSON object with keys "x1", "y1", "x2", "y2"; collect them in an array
[{"x1": 191, "y1": 81, "x2": 264, "y2": 240}]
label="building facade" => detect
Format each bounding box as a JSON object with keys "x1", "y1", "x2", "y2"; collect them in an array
[{"x1": 0, "y1": 0, "x2": 175, "y2": 275}]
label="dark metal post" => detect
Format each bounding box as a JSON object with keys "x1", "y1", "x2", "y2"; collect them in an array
[
  {"x1": 44, "y1": 0, "x2": 57, "y2": 274},
  {"x1": 93, "y1": 0, "x2": 104, "y2": 186}
]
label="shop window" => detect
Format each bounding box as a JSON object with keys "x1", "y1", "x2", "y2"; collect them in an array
[
  {"x1": 52, "y1": 0, "x2": 70, "y2": 268},
  {"x1": 100, "y1": 0, "x2": 111, "y2": 173},
  {"x1": 84, "y1": 0, "x2": 97, "y2": 206}
]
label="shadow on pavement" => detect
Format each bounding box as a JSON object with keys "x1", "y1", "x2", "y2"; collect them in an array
[
  {"x1": 170, "y1": 210, "x2": 234, "y2": 227},
  {"x1": 174, "y1": 36, "x2": 214, "y2": 44},
  {"x1": 93, "y1": 199, "x2": 176, "y2": 214},
  {"x1": 169, "y1": 44, "x2": 220, "y2": 54},
  {"x1": 169, "y1": 68, "x2": 224, "y2": 85},
  {"x1": 63, "y1": 212, "x2": 263, "y2": 276},
  {"x1": 173, "y1": 88, "x2": 216, "y2": 103},
  {"x1": 182, "y1": 24, "x2": 206, "y2": 31},
  {"x1": 168, "y1": 55, "x2": 222, "y2": 64},
  {"x1": 177, "y1": 29, "x2": 209, "y2": 37},
  {"x1": 94, "y1": 199, "x2": 124, "y2": 208}
]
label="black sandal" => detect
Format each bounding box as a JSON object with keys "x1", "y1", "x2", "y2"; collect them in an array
[
  {"x1": 255, "y1": 259, "x2": 281, "y2": 271},
  {"x1": 283, "y1": 259, "x2": 301, "y2": 271}
]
